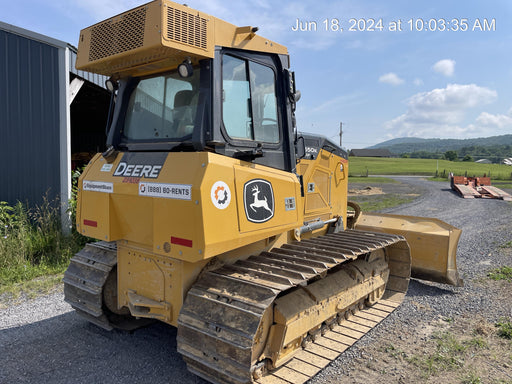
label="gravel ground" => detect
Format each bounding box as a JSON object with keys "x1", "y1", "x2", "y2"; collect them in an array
[
  {"x1": 310, "y1": 177, "x2": 512, "y2": 383},
  {"x1": 1, "y1": 177, "x2": 511, "y2": 384}
]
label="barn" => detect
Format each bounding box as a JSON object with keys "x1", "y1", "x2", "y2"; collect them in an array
[{"x1": 0, "y1": 21, "x2": 110, "y2": 230}]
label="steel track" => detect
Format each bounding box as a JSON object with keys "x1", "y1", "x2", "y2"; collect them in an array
[
  {"x1": 63, "y1": 241, "x2": 152, "y2": 331},
  {"x1": 177, "y1": 229, "x2": 410, "y2": 384}
]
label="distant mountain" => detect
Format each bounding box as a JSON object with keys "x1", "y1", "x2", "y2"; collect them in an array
[
  {"x1": 368, "y1": 135, "x2": 512, "y2": 154},
  {"x1": 368, "y1": 137, "x2": 429, "y2": 148}
]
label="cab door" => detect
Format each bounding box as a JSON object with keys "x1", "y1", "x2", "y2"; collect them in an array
[{"x1": 212, "y1": 49, "x2": 294, "y2": 172}]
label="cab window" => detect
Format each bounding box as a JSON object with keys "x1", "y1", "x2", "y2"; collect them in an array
[
  {"x1": 123, "y1": 69, "x2": 200, "y2": 141},
  {"x1": 222, "y1": 55, "x2": 279, "y2": 143}
]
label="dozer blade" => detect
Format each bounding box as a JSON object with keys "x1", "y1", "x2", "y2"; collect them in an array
[{"x1": 355, "y1": 212, "x2": 463, "y2": 287}]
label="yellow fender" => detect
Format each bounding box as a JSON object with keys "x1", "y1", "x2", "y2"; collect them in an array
[{"x1": 355, "y1": 212, "x2": 463, "y2": 287}]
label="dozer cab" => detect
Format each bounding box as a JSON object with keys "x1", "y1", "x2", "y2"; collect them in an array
[{"x1": 64, "y1": 1, "x2": 463, "y2": 383}]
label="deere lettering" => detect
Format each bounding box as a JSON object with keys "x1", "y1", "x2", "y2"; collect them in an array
[{"x1": 113, "y1": 162, "x2": 162, "y2": 178}]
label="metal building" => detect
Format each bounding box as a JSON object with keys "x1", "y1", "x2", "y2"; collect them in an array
[{"x1": 0, "y1": 21, "x2": 110, "y2": 230}]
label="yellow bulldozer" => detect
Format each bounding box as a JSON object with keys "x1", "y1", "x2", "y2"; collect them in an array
[{"x1": 63, "y1": 1, "x2": 463, "y2": 383}]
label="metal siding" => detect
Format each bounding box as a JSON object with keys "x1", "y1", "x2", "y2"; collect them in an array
[
  {"x1": 0, "y1": 29, "x2": 61, "y2": 207},
  {"x1": 69, "y1": 48, "x2": 107, "y2": 89}
]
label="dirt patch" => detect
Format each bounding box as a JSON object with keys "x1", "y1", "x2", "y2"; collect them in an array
[
  {"x1": 348, "y1": 186, "x2": 384, "y2": 196},
  {"x1": 348, "y1": 180, "x2": 424, "y2": 196}
]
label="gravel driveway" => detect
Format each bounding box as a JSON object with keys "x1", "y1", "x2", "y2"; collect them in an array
[{"x1": 1, "y1": 177, "x2": 511, "y2": 384}]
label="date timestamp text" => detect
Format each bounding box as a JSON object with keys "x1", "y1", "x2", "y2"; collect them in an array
[{"x1": 291, "y1": 18, "x2": 496, "y2": 33}]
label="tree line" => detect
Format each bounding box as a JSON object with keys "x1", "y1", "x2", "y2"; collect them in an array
[{"x1": 399, "y1": 145, "x2": 512, "y2": 163}]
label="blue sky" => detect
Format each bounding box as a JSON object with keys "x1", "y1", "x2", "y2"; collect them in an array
[{"x1": 3, "y1": 0, "x2": 512, "y2": 149}]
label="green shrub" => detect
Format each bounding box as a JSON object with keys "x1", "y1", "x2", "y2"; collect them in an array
[
  {"x1": 0, "y1": 169, "x2": 88, "y2": 288},
  {"x1": 496, "y1": 318, "x2": 512, "y2": 339},
  {"x1": 488, "y1": 266, "x2": 512, "y2": 282}
]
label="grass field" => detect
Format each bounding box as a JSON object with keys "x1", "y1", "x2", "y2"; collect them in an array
[{"x1": 348, "y1": 157, "x2": 512, "y2": 180}]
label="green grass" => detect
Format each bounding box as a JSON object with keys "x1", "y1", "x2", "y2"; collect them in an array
[
  {"x1": 461, "y1": 371, "x2": 483, "y2": 384},
  {"x1": 407, "y1": 330, "x2": 488, "y2": 378},
  {"x1": 0, "y1": 274, "x2": 64, "y2": 303},
  {"x1": 381, "y1": 343, "x2": 407, "y2": 359},
  {"x1": 348, "y1": 157, "x2": 512, "y2": 180},
  {"x1": 0, "y1": 198, "x2": 87, "y2": 293},
  {"x1": 488, "y1": 266, "x2": 512, "y2": 282},
  {"x1": 351, "y1": 195, "x2": 415, "y2": 212},
  {"x1": 466, "y1": 336, "x2": 488, "y2": 349},
  {"x1": 496, "y1": 318, "x2": 512, "y2": 340},
  {"x1": 493, "y1": 183, "x2": 512, "y2": 189},
  {"x1": 0, "y1": 168, "x2": 88, "y2": 297}
]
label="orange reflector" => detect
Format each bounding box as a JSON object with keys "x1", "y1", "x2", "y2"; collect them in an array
[
  {"x1": 171, "y1": 236, "x2": 192, "y2": 248},
  {"x1": 84, "y1": 219, "x2": 98, "y2": 228}
]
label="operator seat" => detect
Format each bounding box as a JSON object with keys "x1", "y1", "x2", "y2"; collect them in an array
[{"x1": 173, "y1": 90, "x2": 196, "y2": 137}]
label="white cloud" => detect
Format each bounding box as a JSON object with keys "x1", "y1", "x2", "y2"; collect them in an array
[
  {"x1": 379, "y1": 72, "x2": 404, "y2": 86},
  {"x1": 432, "y1": 59, "x2": 456, "y2": 77},
  {"x1": 476, "y1": 110, "x2": 512, "y2": 129},
  {"x1": 384, "y1": 84, "x2": 497, "y2": 138}
]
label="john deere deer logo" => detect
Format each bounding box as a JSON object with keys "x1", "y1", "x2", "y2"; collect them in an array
[{"x1": 244, "y1": 179, "x2": 274, "y2": 223}]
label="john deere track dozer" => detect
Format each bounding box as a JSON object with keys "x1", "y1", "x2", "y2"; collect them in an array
[{"x1": 64, "y1": 2, "x2": 463, "y2": 383}]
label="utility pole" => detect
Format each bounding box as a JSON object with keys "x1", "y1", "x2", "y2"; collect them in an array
[{"x1": 339, "y1": 122, "x2": 343, "y2": 147}]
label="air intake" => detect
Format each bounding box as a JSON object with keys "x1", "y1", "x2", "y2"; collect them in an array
[
  {"x1": 89, "y1": 7, "x2": 147, "y2": 62},
  {"x1": 166, "y1": 6, "x2": 208, "y2": 50}
]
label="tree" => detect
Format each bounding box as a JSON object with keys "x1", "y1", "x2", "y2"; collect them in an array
[
  {"x1": 444, "y1": 150, "x2": 458, "y2": 161},
  {"x1": 462, "y1": 154, "x2": 473, "y2": 162}
]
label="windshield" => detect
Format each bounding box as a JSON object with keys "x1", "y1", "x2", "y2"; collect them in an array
[{"x1": 122, "y1": 68, "x2": 202, "y2": 142}]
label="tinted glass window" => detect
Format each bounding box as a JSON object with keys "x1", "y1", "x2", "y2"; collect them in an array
[
  {"x1": 123, "y1": 69, "x2": 200, "y2": 141},
  {"x1": 222, "y1": 55, "x2": 279, "y2": 143}
]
